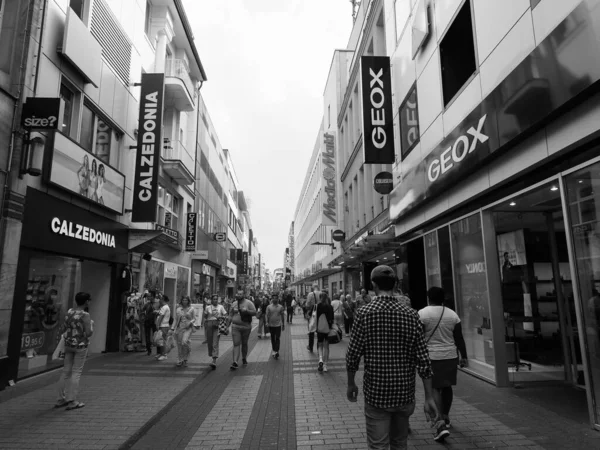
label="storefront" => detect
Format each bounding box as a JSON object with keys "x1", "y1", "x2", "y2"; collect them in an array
[
  {"x1": 388, "y1": 4, "x2": 600, "y2": 428},
  {"x1": 3, "y1": 187, "x2": 128, "y2": 383},
  {"x1": 142, "y1": 257, "x2": 190, "y2": 313}
]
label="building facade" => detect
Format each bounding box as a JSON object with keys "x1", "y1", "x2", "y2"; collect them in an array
[{"x1": 290, "y1": 0, "x2": 600, "y2": 430}]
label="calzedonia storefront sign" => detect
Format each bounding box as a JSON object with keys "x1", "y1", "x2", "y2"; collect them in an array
[
  {"x1": 21, "y1": 188, "x2": 128, "y2": 264},
  {"x1": 390, "y1": 2, "x2": 600, "y2": 222},
  {"x1": 132, "y1": 73, "x2": 165, "y2": 223}
]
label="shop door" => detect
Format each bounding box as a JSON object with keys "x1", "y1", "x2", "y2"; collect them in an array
[
  {"x1": 491, "y1": 182, "x2": 579, "y2": 386},
  {"x1": 164, "y1": 278, "x2": 176, "y2": 313}
]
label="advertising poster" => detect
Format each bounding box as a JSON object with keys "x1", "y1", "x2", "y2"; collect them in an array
[
  {"x1": 144, "y1": 260, "x2": 165, "y2": 293},
  {"x1": 176, "y1": 266, "x2": 190, "y2": 300},
  {"x1": 49, "y1": 133, "x2": 125, "y2": 214}
]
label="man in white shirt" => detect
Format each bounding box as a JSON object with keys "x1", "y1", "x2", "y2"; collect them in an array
[
  {"x1": 155, "y1": 295, "x2": 171, "y2": 361},
  {"x1": 306, "y1": 283, "x2": 320, "y2": 352}
]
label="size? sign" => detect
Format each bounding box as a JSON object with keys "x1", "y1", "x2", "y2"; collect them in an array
[{"x1": 22, "y1": 98, "x2": 61, "y2": 130}]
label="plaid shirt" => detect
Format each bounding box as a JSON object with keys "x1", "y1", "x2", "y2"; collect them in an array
[{"x1": 346, "y1": 295, "x2": 433, "y2": 408}]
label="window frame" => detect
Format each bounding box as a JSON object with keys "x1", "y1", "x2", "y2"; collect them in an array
[
  {"x1": 398, "y1": 83, "x2": 420, "y2": 161},
  {"x1": 80, "y1": 101, "x2": 115, "y2": 164},
  {"x1": 144, "y1": 0, "x2": 152, "y2": 37},
  {"x1": 157, "y1": 185, "x2": 180, "y2": 230}
]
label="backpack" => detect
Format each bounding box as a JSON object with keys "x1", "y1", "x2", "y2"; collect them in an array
[{"x1": 317, "y1": 312, "x2": 330, "y2": 333}]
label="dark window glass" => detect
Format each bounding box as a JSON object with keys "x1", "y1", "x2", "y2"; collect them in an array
[
  {"x1": 69, "y1": 0, "x2": 84, "y2": 19},
  {"x1": 439, "y1": 2, "x2": 477, "y2": 106},
  {"x1": 59, "y1": 83, "x2": 75, "y2": 137},
  {"x1": 80, "y1": 105, "x2": 94, "y2": 151}
]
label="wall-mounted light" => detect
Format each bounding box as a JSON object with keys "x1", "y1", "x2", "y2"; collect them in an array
[{"x1": 20, "y1": 135, "x2": 45, "y2": 177}]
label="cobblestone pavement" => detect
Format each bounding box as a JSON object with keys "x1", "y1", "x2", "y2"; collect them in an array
[{"x1": 0, "y1": 319, "x2": 599, "y2": 449}]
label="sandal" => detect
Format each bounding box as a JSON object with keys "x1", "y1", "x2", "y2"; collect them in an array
[
  {"x1": 54, "y1": 400, "x2": 69, "y2": 409},
  {"x1": 176, "y1": 361, "x2": 183, "y2": 367},
  {"x1": 66, "y1": 401, "x2": 85, "y2": 410}
]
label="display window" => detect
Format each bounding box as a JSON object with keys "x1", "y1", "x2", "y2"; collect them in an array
[
  {"x1": 566, "y1": 162, "x2": 600, "y2": 423},
  {"x1": 424, "y1": 231, "x2": 442, "y2": 289},
  {"x1": 19, "y1": 254, "x2": 81, "y2": 379},
  {"x1": 450, "y1": 213, "x2": 494, "y2": 381}
]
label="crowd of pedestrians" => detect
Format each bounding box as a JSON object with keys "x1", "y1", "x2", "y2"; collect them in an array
[{"x1": 52, "y1": 268, "x2": 468, "y2": 450}]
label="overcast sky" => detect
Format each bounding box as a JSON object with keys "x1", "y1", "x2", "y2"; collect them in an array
[{"x1": 183, "y1": 0, "x2": 353, "y2": 271}]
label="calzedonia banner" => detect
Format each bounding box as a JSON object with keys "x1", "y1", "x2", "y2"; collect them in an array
[
  {"x1": 132, "y1": 73, "x2": 165, "y2": 222},
  {"x1": 361, "y1": 56, "x2": 394, "y2": 164}
]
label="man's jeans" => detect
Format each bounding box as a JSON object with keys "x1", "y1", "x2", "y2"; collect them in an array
[{"x1": 364, "y1": 402, "x2": 415, "y2": 450}]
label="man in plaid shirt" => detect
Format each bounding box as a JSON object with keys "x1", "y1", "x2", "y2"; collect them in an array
[{"x1": 346, "y1": 265, "x2": 439, "y2": 449}]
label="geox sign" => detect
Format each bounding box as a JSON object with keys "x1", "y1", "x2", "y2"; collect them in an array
[
  {"x1": 132, "y1": 73, "x2": 165, "y2": 222},
  {"x1": 360, "y1": 56, "x2": 394, "y2": 164},
  {"x1": 322, "y1": 133, "x2": 337, "y2": 225}
]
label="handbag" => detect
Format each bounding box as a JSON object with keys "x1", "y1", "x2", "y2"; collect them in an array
[
  {"x1": 52, "y1": 335, "x2": 66, "y2": 360},
  {"x1": 327, "y1": 323, "x2": 343, "y2": 344},
  {"x1": 165, "y1": 334, "x2": 176, "y2": 353},
  {"x1": 317, "y1": 313, "x2": 330, "y2": 334},
  {"x1": 425, "y1": 306, "x2": 445, "y2": 344},
  {"x1": 307, "y1": 305, "x2": 317, "y2": 333},
  {"x1": 153, "y1": 330, "x2": 163, "y2": 346},
  {"x1": 218, "y1": 317, "x2": 229, "y2": 335}
]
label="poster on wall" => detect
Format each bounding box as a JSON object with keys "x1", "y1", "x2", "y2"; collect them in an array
[
  {"x1": 49, "y1": 133, "x2": 125, "y2": 214},
  {"x1": 176, "y1": 266, "x2": 190, "y2": 301},
  {"x1": 497, "y1": 230, "x2": 527, "y2": 281},
  {"x1": 144, "y1": 260, "x2": 165, "y2": 293}
]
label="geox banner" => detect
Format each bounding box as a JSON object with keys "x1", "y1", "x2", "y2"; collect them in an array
[
  {"x1": 132, "y1": 73, "x2": 165, "y2": 222},
  {"x1": 360, "y1": 56, "x2": 394, "y2": 164},
  {"x1": 321, "y1": 132, "x2": 337, "y2": 226}
]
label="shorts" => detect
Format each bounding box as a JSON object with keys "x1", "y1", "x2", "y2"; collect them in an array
[
  {"x1": 317, "y1": 332, "x2": 329, "y2": 343},
  {"x1": 431, "y1": 358, "x2": 458, "y2": 388}
]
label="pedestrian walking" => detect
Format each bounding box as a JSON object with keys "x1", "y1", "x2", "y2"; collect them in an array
[
  {"x1": 355, "y1": 288, "x2": 372, "y2": 310},
  {"x1": 284, "y1": 289, "x2": 294, "y2": 323},
  {"x1": 205, "y1": 294, "x2": 227, "y2": 369},
  {"x1": 331, "y1": 294, "x2": 344, "y2": 331},
  {"x1": 419, "y1": 286, "x2": 468, "y2": 441},
  {"x1": 229, "y1": 290, "x2": 256, "y2": 370},
  {"x1": 257, "y1": 294, "x2": 270, "y2": 338},
  {"x1": 343, "y1": 294, "x2": 355, "y2": 336},
  {"x1": 266, "y1": 293, "x2": 285, "y2": 359},
  {"x1": 55, "y1": 292, "x2": 93, "y2": 411},
  {"x1": 170, "y1": 295, "x2": 196, "y2": 367},
  {"x1": 305, "y1": 283, "x2": 320, "y2": 352},
  {"x1": 316, "y1": 292, "x2": 333, "y2": 373},
  {"x1": 346, "y1": 265, "x2": 438, "y2": 450},
  {"x1": 141, "y1": 292, "x2": 158, "y2": 355},
  {"x1": 155, "y1": 295, "x2": 171, "y2": 361}
]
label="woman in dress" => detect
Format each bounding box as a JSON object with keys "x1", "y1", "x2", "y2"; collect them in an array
[
  {"x1": 77, "y1": 155, "x2": 90, "y2": 197},
  {"x1": 97, "y1": 164, "x2": 106, "y2": 205},
  {"x1": 170, "y1": 295, "x2": 196, "y2": 367},
  {"x1": 205, "y1": 294, "x2": 227, "y2": 369},
  {"x1": 316, "y1": 291, "x2": 333, "y2": 373},
  {"x1": 87, "y1": 159, "x2": 98, "y2": 201}
]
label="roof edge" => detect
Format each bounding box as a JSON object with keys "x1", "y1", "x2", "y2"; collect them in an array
[{"x1": 173, "y1": 0, "x2": 207, "y2": 81}]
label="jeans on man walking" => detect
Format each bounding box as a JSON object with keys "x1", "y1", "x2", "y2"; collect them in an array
[
  {"x1": 57, "y1": 347, "x2": 88, "y2": 403},
  {"x1": 364, "y1": 402, "x2": 415, "y2": 450},
  {"x1": 270, "y1": 326, "x2": 282, "y2": 352},
  {"x1": 144, "y1": 322, "x2": 156, "y2": 353},
  {"x1": 206, "y1": 320, "x2": 220, "y2": 358},
  {"x1": 157, "y1": 327, "x2": 169, "y2": 355},
  {"x1": 258, "y1": 315, "x2": 269, "y2": 335}
]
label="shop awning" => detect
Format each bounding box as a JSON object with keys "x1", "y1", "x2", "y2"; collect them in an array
[
  {"x1": 330, "y1": 232, "x2": 398, "y2": 269},
  {"x1": 290, "y1": 267, "x2": 343, "y2": 286},
  {"x1": 128, "y1": 229, "x2": 181, "y2": 253}
]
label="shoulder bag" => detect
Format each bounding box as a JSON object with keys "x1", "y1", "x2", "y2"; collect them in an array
[
  {"x1": 307, "y1": 305, "x2": 317, "y2": 333},
  {"x1": 425, "y1": 306, "x2": 445, "y2": 344}
]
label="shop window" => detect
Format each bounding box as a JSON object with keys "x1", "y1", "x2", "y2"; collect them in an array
[
  {"x1": 79, "y1": 103, "x2": 114, "y2": 164},
  {"x1": 144, "y1": 0, "x2": 152, "y2": 37},
  {"x1": 439, "y1": 1, "x2": 477, "y2": 106},
  {"x1": 59, "y1": 82, "x2": 78, "y2": 138},
  {"x1": 399, "y1": 84, "x2": 420, "y2": 160},
  {"x1": 424, "y1": 231, "x2": 442, "y2": 289},
  {"x1": 70, "y1": 0, "x2": 85, "y2": 20},
  {"x1": 19, "y1": 254, "x2": 81, "y2": 379},
  {"x1": 156, "y1": 186, "x2": 180, "y2": 231},
  {"x1": 450, "y1": 213, "x2": 494, "y2": 380}
]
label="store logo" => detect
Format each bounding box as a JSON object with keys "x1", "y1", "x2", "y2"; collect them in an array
[
  {"x1": 427, "y1": 115, "x2": 489, "y2": 183},
  {"x1": 186, "y1": 213, "x2": 197, "y2": 252},
  {"x1": 51, "y1": 217, "x2": 116, "y2": 248},
  {"x1": 465, "y1": 262, "x2": 486, "y2": 274},
  {"x1": 322, "y1": 133, "x2": 336, "y2": 224}
]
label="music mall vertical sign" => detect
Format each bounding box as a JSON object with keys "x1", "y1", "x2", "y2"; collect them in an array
[
  {"x1": 185, "y1": 213, "x2": 197, "y2": 251},
  {"x1": 132, "y1": 73, "x2": 165, "y2": 222},
  {"x1": 361, "y1": 56, "x2": 394, "y2": 164},
  {"x1": 322, "y1": 132, "x2": 337, "y2": 226}
]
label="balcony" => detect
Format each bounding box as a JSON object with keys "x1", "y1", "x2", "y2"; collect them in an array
[
  {"x1": 161, "y1": 139, "x2": 195, "y2": 185},
  {"x1": 164, "y1": 59, "x2": 196, "y2": 112}
]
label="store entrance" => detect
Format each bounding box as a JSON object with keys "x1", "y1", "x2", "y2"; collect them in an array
[{"x1": 491, "y1": 183, "x2": 582, "y2": 386}]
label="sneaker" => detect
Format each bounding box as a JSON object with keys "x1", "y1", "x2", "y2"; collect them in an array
[
  {"x1": 258, "y1": 335, "x2": 262, "y2": 339},
  {"x1": 318, "y1": 361, "x2": 323, "y2": 372},
  {"x1": 307, "y1": 346, "x2": 313, "y2": 353},
  {"x1": 323, "y1": 364, "x2": 328, "y2": 372},
  {"x1": 275, "y1": 352, "x2": 279, "y2": 360},
  {"x1": 210, "y1": 362, "x2": 217, "y2": 370},
  {"x1": 230, "y1": 362, "x2": 238, "y2": 371},
  {"x1": 433, "y1": 424, "x2": 450, "y2": 442},
  {"x1": 444, "y1": 415, "x2": 451, "y2": 429},
  {"x1": 157, "y1": 355, "x2": 167, "y2": 361},
  {"x1": 183, "y1": 360, "x2": 188, "y2": 367},
  {"x1": 154, "y1": 355, "x2": 161, "y2": 359},
  {"x1": 242, "y1": 359, "x2": 248, "y2": 366}
]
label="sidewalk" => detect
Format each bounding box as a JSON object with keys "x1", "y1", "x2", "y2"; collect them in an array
[{"x1": 0, "y1": 319, "x2": 598, "y2": 449}]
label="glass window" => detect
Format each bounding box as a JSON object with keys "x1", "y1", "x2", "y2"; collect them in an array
[
  {"x1": 144, "y1": 0, "x2": 152, "y2": 36},
  {"x1": 78, "y1": 105, "x2": 113, "y2": 163},
  {"x1": 80, "y1": 105, "x2": 94, "y2": 152},
  {"x1": 19, "y1": 254, "x2": 81, "y2": 379},
  {"x1": 70, "y1": 0, "x2": 85, "y2": 20},
  {"x1": 59, "y1": 83, "x2": 75, "y2": 137},
  {"x1": 424, "y1": 231, "x2": 441, "y2": 289},
  {"x1": 450, "y1": 213, "x2": 494, "y2": 380},
  {"x1": 394, "y1": 0, "x2": 411, "y2": 42},
  {"x1": 566, "y1": 163, "x2": 600, "y2": 423}
]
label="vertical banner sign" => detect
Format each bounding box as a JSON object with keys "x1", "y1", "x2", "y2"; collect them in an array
[
  {"x1": 185, "y1": 213, "x2": 197, "y2": 252},
  {"x1": 132, "y1": 73, "x2": 165, "y2": 222},
  {"x1": 322, "y1": 132, "x2": 337, "y2": 226},
  {"x1": 361, "y1": 56, "x2": 394, "y2": 164},
  {"x1": 249, "y1": 229, "x2": 253, "y2": 256},
  {"x1": 242, "y1": 252, "x2": 249, "y2": 275}
]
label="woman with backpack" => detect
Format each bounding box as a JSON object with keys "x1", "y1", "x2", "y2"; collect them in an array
[{"x1": 316, "y1": 292, "x2": 334, "y2": 373}]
